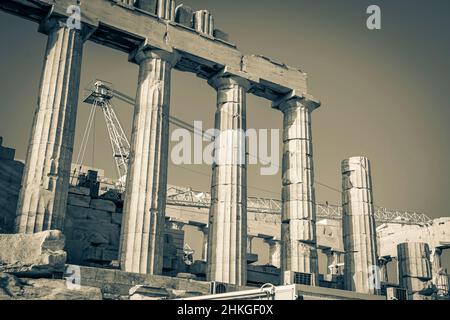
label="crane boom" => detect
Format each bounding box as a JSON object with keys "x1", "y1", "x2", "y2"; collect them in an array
[{"x1": 83, "y1": 80, "x2": 130, "y2": 190}]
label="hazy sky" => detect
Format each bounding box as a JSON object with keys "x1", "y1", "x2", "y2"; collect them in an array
[{"x1": 0, "y1": 0, "x2": 449, "y2": 269}]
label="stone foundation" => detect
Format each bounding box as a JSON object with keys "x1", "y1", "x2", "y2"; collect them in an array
[{"x1": 72, "y1": 265, "x2": 212, "y2": 300}]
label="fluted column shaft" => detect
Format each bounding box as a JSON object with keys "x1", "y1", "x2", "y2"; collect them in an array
[
  {"x1": 119, "y1": 48, "x2": 179, "y2": 275},
  {"x1": 378, "y1": 256, "x2": 392, "y2": 283},
  {"x1": 194, "y1": 10, "x2": 214, "y2": 36},
  {"x1": 206, "y1": 76, "x2": 250, "y2": 286},
  {"x1": 247, "y1": 235, "x2": 254, "y2": 253},
  {"x1": 342, "y1": 157, "x2": 379, "y2": 294},
  {"x1": 137, "y1": 0, "x2": 175, "y2": 20},
  {"x1": 431, "y1": 248, "x2": 442, "y2": 274},
  {"x1": 275, "y1": 97, "x2": 320, "y2": 281},
  {"x1": 15, "y1": 19, "x2": 86, "y2": 233}
]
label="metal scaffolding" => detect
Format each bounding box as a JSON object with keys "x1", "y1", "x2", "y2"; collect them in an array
[{"x1": 166, "y1": 185, "x2": 432, "y2": 225}]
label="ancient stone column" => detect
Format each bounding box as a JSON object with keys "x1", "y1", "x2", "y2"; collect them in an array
[
  {"x1": 194, "y1": 10, "x2": 214, "y2": 36},
  {"x1": 397, "y1": 242, "x2": 433, "y2": 299},
  {"x1": 15, "y1": 19, "x2": 88, "y2": 233},
  {"x1": 431, "y1": 248, "x2": 443, "y2": 276},
  {"x1": 378, "y1": 256, "x2": 392, "y2": 283},
  {"x1": 265, "y1": 239, "x2": 281, "y2": 268},
  {"x1": 430, "y1": 248, "x2": 448, "y2": 296},
  {"x1": 206, "y1": 75, "x2": 250, "y2": 286},
  {"x1": 272, "y1": 95, "x2": 320, "y2": 283},
  {"x1": 247, "y1": 235, "x2": 254, "y2": 253},
  {"x1": 119, "y1": 48, "x2": 179, "y2": 275},
  {"x1": 323, "y1": 248, "x2": 342, "y2": 275},
  {"x1": 342, "y1": 156, "x2": 379, "y2": 294},
  {"x1": 137, "y1": 0, "x2": 175, "y2": 20},
  {"x1": 200, "y1": 226, "x2": 208, "y2": 262}
]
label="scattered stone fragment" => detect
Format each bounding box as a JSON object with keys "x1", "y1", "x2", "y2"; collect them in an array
[{"x1": 0, "y1": 230, "x2": 67, "y2": 277}]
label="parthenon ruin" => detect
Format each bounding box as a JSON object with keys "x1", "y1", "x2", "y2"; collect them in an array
[{"x1": 0, "y1": 0, "x2": 448, "y2": 300}]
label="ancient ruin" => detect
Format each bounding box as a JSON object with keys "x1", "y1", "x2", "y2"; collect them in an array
[{"x1": 0, "y1": 0, "x2": 448, "y2": 300}]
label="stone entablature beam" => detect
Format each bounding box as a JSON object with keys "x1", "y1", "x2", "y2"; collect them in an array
[{"x1": 0, "y1": 0, "x2": 309, "y2": 102}]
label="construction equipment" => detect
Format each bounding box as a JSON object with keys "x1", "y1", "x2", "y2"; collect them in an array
[
  {"x1": 179, "y1": 283, "x2": 298, "y2": 300},
  {"x1": 79, "y1": 80, "x2": 131, "y2": 190},
  {"x1": 74, "y1": 80, "x2": 213, "y2": 190}
]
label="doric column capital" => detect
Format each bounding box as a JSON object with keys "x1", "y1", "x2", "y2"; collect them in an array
[
  {"x1": 272, "y1": 91, "x2": 321, "y2": 113},
  {"x1": 38, "y1": 16, "x2": 97, "y2": 42},
  {"x1": 208, "y1": 74, "x2": 251, "y2": 92},
  {"x1": 130, "y1": 46, "x2": 181, "y2": 66}
]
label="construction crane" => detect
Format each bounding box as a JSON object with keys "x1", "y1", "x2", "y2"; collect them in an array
[
  {"x1": 76, "y1": 80, "x2": 130, "y2": 190},
  {"x1": 74, "y1": 80, "x2": 212, "y2": 190}
]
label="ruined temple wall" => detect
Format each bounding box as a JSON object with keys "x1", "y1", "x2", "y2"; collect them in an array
[{"x1": 63, "y1": 185, "x2": 185, "y2": 274}]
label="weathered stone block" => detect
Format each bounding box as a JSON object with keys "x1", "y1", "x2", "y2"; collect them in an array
[
  {"x1": 90, "y1": 199, "x2": 116, "y2": 212},
  {"x1": 136, "y1": 0, "x2": 157, "y2": 14},
  {"x1": 68, "y1": 186, "x2": 91, "y2": 196},
  {"x1": 0, "y1": 272, "x2": 102, "y2": 300},
  {"x1": 66, "y1": 205, "x2": 90, "y2": 220},
  {"x1": 111, "y1": 212, "x2": 122, "y2": 225},
  {"x1": 0, "y1": 230, "x2": 67, "y2": 276},
  {"x1": 67, "y1": 193, "x2": 91, "y2": 208},
  {"x1": 87, "y1": 209, "x2": 112, "y2": 222},
  {"x1": 175, "y1": 4, "x2": 194, "y2": 28}
]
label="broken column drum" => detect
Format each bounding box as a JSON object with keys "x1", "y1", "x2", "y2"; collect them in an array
[
  {"x1": 266, "y1": 239, "x2": 281, "y2": 268},
  {"x1": 15, "y1": 19, "x2": 87, "y2": 233},
  {"x1": 378, "y1": 256, "x2": 392, "y2": 283},
  {"x1": 273, "y1": 96, "x2": 320, "y2": 282},
  {"x1": 341, "y1": 157, "x2": 379, "y2": 294},
  {"x1": 119, "y1": 48, "x2": 179, "y2": 275},
  {"x1": 323, "y1": 248, "x2": 342, "y2": 275},
  {"x1": 206, "y1": 75, "x2": 250, "y2": 286},
  {"x1": 397, "y1": 242, "x2": 433, "y2": 298},
  {"x1": 431, "y1": 248, "x2": 449, "y2": 296},
  {"x1": 193, "y1": 10, "x2": 214, "y2": 36}
]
